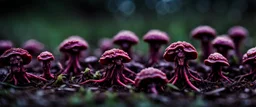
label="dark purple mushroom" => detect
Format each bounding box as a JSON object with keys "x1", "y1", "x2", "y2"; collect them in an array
[
  {"x1": 163, "y1": 41, "x2": 201, "y2": 92},
  {"x1": 22, "y1": 39, "x2": 44, "y2": 56},
  {"x1": 0, "y1": 48, "x2": 46, "y2": 85},
  {"x1": 113, "y1": 30, "x2": 139, "y2": 57},
  {"x1": 59, "y1": 36, "x2": 88, "y2": 77},
  {"x1": 37, "y1": 51, "x2": 55, "y2": 80},
  {"x1": 135, "y1": 67, "x2": 168, "y2": 94},
  {"x1": 191, "y1": 26, "x2": 216, "y2": 61},
  {"x1": 204, "y1": 53, "x2": 231, "y2": 83},
  {"x1": 80, "y1": 48, "x2": 134, "y2": 88},
  {"x1": 228, "y1": 26, "x2": 248, "y2": 62},
  {"x1": 212, "y1": 36, "x2": 234, "y2": 58},
  {"x1": 0, "y1": 40, "x2": 13, "y2": 55},
  {"x1": 143, "y1": 30, "x2": 170, "y2": 66},
  {"x1": 239, "y1": 47, "x2": 256, "y2": 81}
]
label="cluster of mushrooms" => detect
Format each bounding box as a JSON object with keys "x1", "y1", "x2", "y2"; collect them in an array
[{"x1": 0, "y1": 25, "x2": 255, "y2": 94}]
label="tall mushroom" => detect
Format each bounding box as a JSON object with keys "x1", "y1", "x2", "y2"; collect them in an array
[
  {"x1": 191, "y1": 26, "x2": 216, "y2": 61},
  {"x1": 80, "y1": 49, "x2": 134, "y2": 88},
  {"x1": 0, "y1": 48, "x2": 46, "y2": 85},
  {"x1": 113, "y1": 30, "x2": 139, "y2": 57},
  {"x1": 239, "y1": 47, "x2": 256, "y2": 81},
  {"x1": 204, "y1": 53, "x2": 231, "y2": 83},
  {"x1": 135, "y1": 67, "x2": 168, "y2": 94},
  {"x1": 59, "y1": 36, "x2": 88, "y2": 77},
  {"x1": 212, "y1": 36, "x2": 235, "y2": 58},
  {"x1": 37, "y1": 51, "x2": 55, "y2": 80},
  {"x1": 228, "y1": 26, "x2": 248, "y2": 62},
  {"x1": 0, "y1": 40, "x2": 13, "y2": 55},
  {"x1": 143, "y1": 30, "x2": 170, "y2": 66},
  {"x1": 163, "y1": 41, "x2": 201, "y2": 92}
]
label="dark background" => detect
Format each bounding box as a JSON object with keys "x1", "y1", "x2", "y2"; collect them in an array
[{"x1": 0, "y1": 0, "x2": 255, "y2": 54}]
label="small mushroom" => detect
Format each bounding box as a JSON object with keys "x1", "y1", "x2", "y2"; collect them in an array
[
  {"x1": 113, "y1": 30, "x2": 139, "y2": 57},
  {"x1": 191, "y1": 26, "x2": 216, "y2": 61},
  {"x1": 99, "y1": 38, "x2": 113, "y2": 53},
  {"x1": 80, "y1": 49, "x2": 134, "y2": 88},
  {"x1": 22, "y1": 39, "x2": 45, "y2": 56},
  {"x1": 163, "y1": 41, "x2": 201, "y2": 92},
  {"x1": 204, "y1": 53, "x2": 231, "y2": 83},
  {"x1": 143, "y1": 30, "x2": 170, "y2": 66},
  {"x1": 212, "y1": 36, "x2": 234, "y2": 58},
  {"x1": 228, "y1": 26, "x2": 248, "y2": 62},
  {"x1": 0, "y1": 40, "x2": 13, "y2": 55},
  {"x1": 0, "y1": 48, "x2": 46, "y2": 85},
  {"x1": 94, "y1": 38, "x2": 113, "y2": 57},
  {"x1": 135, "y1": 67, "x2": 168, "y2": 94},
  {"x1": 37, "y1": 51, "x2": 55, "y2": 80},
  {"x1": 239, "y1": 47, "x2": 256, "y2": 81},
  {"x1": 59, "y1": 36, "x2": 88, "y2": 77}
]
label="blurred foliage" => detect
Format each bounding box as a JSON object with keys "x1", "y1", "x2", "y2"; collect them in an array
[{"x1": 0, "y1": 0, "x2": 255, "y2": 55}]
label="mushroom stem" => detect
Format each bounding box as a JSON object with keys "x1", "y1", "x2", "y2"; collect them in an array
[
  {"x1": 147, "y1": 43, "x2": 161, "y2": 67},
  {"x1": 63, "y1": 54, "x2": 82, "y2": 76},
  {"x1": 150, "y1": 84, "x2": 158, "y2": 94},
  {"x1": 183, "y1": 67, "x2": 200, "y2": 92},
  {"x1": 200, "y1": 40, "x2": 212, "y2": 61},
  {"x1": 80, "y1": 63, "x2": 133, "y2": 87},
  {"x1": 120, "y1": 42, "x2": 132, "y2": 57},
  {"x1": 239, "y1": 65, "x2": 256, "y2": 81},
  {"x1": 42, "y1": 61, "x2": 54, "y2": 79},
  {"x1": 233, "y1": 39, "x2": 242, "y2": 62},
  {"x1": 208, "y1": 65, "x2": 231, "y2": 83},
  {"x1": 170, "y1": 58, "x2": 201, "y2": 92}
]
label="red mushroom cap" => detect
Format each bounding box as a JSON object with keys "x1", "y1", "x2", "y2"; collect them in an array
[
  {"x1": 228, "y1": 26, "x2": 248, "y2": 39},
  {"x1": 163, "y1": 41, "x2": 198, "y2": 62},
  {"x1": 143, "y1": 30, "x2": 170, "y2": 44},
  {"x1": 59, "y1": 36, "x2": 88, "y2": 53},
  {"x1": 0, "y1": 48, "x2": 32, "y2": 65},
  {"x1": 204, "y1": 52, "x2": 229, "y2": 66},
  {"x1": 191, "y1": 26, "x2": 216, "y2": 39},
  {"x1": 99, "y1": 48, "x2": 131, "y2": 65},
  {"x1": 135, "y1": 67, "x2": 168, "y2": 87},
  {"x1": 242, "y1": 47, "x2": 256, "y2": 64},
  {"x1": 113, "y1": 30, "x2": 139, "y2": 45},
  {"x1": 22, "y1": 39, "x2": 44, "y2": 54},
  {"x1": 212, "y1": 36, "x2": 235, "y2": 49},
  {"x1": 37, "y1": 51, "x2": 55, "y2": 61}
]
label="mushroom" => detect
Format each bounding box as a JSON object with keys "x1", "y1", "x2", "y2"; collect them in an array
[
  {"x1": 204, "y1": 53, "x2": 231, "y2": 83},
  {"x1": 94, "y1": 38, "x2": 113, "y2": 57},
  {"x1": 212, "y1": 36, "x2": 235, "y2": 58},
  {"x1": 113, "y1": 30, "x2": 139, "y2": 57},
  {"x1": 80, "y1": 49, "x2": 134, "y2": 88},
  {"x1": 0, "y1": 48, "x2": 46, "y2": 85},
  {"x1": 0, "y1": 40, "x2": 13, "y2": 55},
  {"x1": 163, "y1": 41, "x2": 201, "y2": 92},
  {"x1": 99, "y1": 38, "x2": 113, "y2": 53},
  {"x1": 239, "y1": 47, "x2": 256, "y2": 81},
  {"x1": 135, "y1": 67, "x2": 168, "y2": 94},
  {"x1": 191, "y1": 26, "x2": 216, "y2": 61},
  {"x1": 59, "y1": 36, "x2": 88, "y2": 77},
  {"x1": 22, "y1": 39, "x2": 44, "y2": 56},
  {"x1": 37, "y1": 51, "x2": 55, "y2": 80},
  {"x1": 143, "y1": 30, "x2": 170, "y2": 66},
  {"x1": 228, "y1": 26, "x2": 248, "y2": 62}
]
